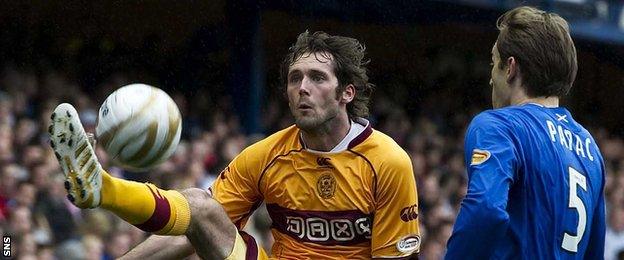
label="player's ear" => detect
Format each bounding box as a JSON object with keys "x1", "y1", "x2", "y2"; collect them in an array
[
  {"x1": 340, "y1": 84, "x2": 355, "y2": 104},
  {"x1": 506, "y1": 56, "x2": 518, "y2": 84}
]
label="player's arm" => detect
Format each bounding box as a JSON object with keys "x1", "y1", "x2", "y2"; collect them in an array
[
  {"x1": 584, "y1": 160, "x2": 606, "y2": 259},
  {"x1": 210, "y1": 147, "x2": 264, "y2": 228},
  {"x1": 445, "y1": 113, "x2": 518, "y2": 259},
  {"x1": 121, "y1": 235, "x2": 194, "y2": 259},
  {"x1": 371, "y1": 147, "x2": 420, "y2": 259}
]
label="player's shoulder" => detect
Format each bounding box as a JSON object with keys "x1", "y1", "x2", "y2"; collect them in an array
[
  {"x1": 239, "y1": 125, "x2": 302, "y2": 162},
  {"x1": 359, "y1": 130, "x2": 416, "y2": 186},
  {"x1": 355, "y1": 128, "x2": 411, "y2": 169},
  {"x1": 472, "y1": 107, "x2": 514, "y2": 124},
  {"x1": 468, "y1": 107, "x2": 524, "y2": 132},
  {"x1": 366, "y1": 129, "x2": 405, "y2": 151}
]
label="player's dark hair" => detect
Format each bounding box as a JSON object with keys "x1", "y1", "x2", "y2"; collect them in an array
[
  {"x1": 496, "y1": 6, "x2": 577, "y2": 97},
  {"x1": 280, "y1": 31, "x2": 374, "y2": 118}
]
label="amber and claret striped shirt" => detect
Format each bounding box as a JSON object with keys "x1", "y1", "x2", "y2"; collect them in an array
[{"x1": 210, "y1": 119, "x2": 420, "y2": 259}]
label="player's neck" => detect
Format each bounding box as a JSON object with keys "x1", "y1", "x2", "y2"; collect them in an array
[
  {"x1": 300, "y1": 114, "x2": 351, "y2": 152},
  {"x1": 513, "y1": 96, "x2": 559, "y2": 108},
  {"x1": 511, "y1": 87, "x2": 559, "y2": 108}
]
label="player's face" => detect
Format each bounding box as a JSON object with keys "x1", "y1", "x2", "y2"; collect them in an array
[
  {"x1": 490, "y1": 42, "x2": 511, "y2": 108},
  {"x1": 286, "y1": 52, "x2": 343, "y2": 131}
]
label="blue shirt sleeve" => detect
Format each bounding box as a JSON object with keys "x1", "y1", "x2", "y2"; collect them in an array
[{"x1": 446, "y1": 112, "x2": 519, "y2": 259}]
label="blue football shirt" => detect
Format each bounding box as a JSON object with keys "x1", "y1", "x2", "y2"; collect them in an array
[{"x1": 446, "y1": 103, "x2": 606, "y2": 259}]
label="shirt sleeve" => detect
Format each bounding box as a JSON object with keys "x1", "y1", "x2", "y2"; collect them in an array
[
  {"x1": 371, "y1": 148, "x2": 420, "y2": 258},
  {"x1": 446, "y1": 112, "x2": 518, "y2": 259},
  {"x1": 209, "y1": 149, "x2": 263, "y2": 229}
]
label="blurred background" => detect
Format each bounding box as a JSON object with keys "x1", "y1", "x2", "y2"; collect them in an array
[{"x1": 1, "y1": 0, "x2": 623, "y2": 259}]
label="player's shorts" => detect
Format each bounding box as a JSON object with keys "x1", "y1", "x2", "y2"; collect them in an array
[{"x1": 225, "y1": 231, "x2": 269, "y2": 260}]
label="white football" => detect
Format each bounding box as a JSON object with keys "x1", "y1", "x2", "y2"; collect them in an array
[{"x1": 96, "y1": 84, "x2": 182, "y2": 171}]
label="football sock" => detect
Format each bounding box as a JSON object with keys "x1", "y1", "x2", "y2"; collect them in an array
[{"x1": 100, "y1": 170, "x2": 191, "y2": 235}]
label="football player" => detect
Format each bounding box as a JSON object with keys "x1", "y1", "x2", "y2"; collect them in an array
[
  {"x1": 446, "y1": 6, "x2": 606, "y2": 259},
  {"x1": 49, "y1": 31, "x2": 420, "y2": 259}
]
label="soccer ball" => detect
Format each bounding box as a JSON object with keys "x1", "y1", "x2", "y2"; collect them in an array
[{"x1": 95, "y1": 84, "x2": 182, "y2": 171}]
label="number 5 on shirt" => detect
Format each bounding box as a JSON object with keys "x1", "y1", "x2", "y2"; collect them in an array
[{"x1": 562, "y1": 166, "x2": 587, "y2": 253}]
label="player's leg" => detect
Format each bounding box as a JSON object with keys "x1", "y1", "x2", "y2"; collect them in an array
[
  {"x1": 120, "y1": 235, "x2": 195, "y2": 259},
  {"x1": 48, "y1": 103, "x2": 247, "y2": 259},
  {"x1": 49, "y1": 103, "x2": 190, "y2": 235},
  {"x1": 121, "y1": 191, "x2": 268, "y2": 260},
  {"x1": 181, "y1": 189, "x2": 269, "y2": 259},
  {"x1": 181, "y1": 188, "x2": 237, "y2": 259}
]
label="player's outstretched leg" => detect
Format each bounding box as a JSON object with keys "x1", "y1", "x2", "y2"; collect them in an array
[{"x1": 49, "y1": 103, "x2": 190, "y2": 236}]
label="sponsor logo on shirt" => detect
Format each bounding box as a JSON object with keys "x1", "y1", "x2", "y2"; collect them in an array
[
  {"x1": 470, "y1": 149, "x2": 491, "y2": 165},
  {"x1": 400, "y1": 204, "x2": 418, "y2": 222},
  {"x1": 396, "y1": 235, "x2": 420, "y2": 253},
  {"x1": 267, "y1": 203, "x2": 372, "y2": 245}
]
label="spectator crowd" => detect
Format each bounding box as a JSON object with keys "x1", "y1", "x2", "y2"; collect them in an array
[{"x1": 0, "y1": 64, "x2": 623, "y2": 260}]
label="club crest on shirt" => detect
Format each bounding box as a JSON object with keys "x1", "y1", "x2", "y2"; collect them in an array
[
  {"x1": 470, "y1": 149, "x2": 491, "y2": 165},
  {"x1": 317, "y1": 173, "x2": 336, "y2": 199}
]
